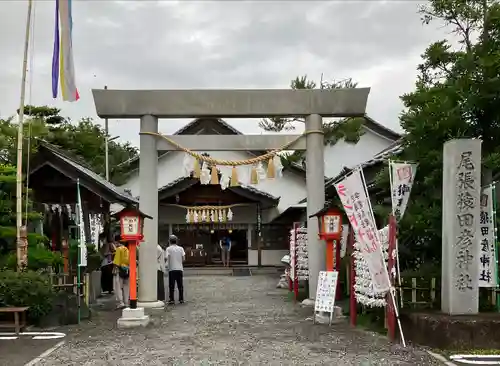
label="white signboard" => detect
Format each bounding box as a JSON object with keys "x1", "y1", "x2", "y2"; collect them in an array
[
  {"x1": 314, "y1": 271, "x2": 338, "y2": 313},
  {"x1": 122, "y1": 216, "x2": 139, "y2": 236},
  {"x1": 478, "y1": 185, "x2": 498, "y2": 287},
  {"x1": 389, "y1": 161, "x2": 417, "y2": 220},
  {"x1": 324, "y1": 215, "x2": 340, "y2": 234},
  {"x1": 335, "y1": 168, "x2": 391, "y2": 292}
]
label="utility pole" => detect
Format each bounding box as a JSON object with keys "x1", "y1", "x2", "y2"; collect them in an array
[
  {"x1": 16, "y1": 0, "x2": 33, "y2": 270},
  {"x1": 104, "y1": 85, "x2": 109, "y2": 181}
]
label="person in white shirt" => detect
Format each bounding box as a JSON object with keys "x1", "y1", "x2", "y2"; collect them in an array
[
  {"x1": 157, "y1": 243, "x2": 166, "y2": 302},
  {"x1": 165, "y1": 235, "x2": 185, "y2": 304}
]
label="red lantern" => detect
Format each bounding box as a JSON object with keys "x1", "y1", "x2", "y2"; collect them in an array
[
  {"x1": 115, "y1": 207, "x2": 151, "y2": 242},
  {"x1": 113, "y1": 206, "x2": 152, "y2": 309},
  {"x1": 315, "y1": 207, "x2": 343, "y2": 301},
  {"x1": 314, "y1": 208, "x2": 342, "y2": 272}
]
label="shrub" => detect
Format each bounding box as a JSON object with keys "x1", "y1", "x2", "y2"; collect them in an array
[
  {"x1": 0, "y1": 269, "x2": 55, "y2": 323},
  {"x1": 2, "y1": 246, "x2": 63, "y2": 272}
]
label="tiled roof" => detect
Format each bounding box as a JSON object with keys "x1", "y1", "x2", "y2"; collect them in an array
[
  {"x1": 38, "y1": 140, "x2": 138, "y2": 205},
  {"x1": 173, "y1": 118, "x2": 243, "y2": 136},
  {"x1": 157, "y1": 176, "x2": 279, "y2": 203}
]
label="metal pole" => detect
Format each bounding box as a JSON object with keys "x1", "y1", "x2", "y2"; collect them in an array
[
  {"x1": 104, "y1": 85, "x2": 110, "y2": 181},
  {"x1": 16, "y1": 0, "x2": 33, "y2": 270}
]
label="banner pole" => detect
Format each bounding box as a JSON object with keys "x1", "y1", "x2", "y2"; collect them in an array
[
  {"x1": 76, "y1": 179, "x2": 81, "y2": 325},
  {"x1": 389, "y1": 286, "x2": 406, "y2": 347},
  {"x1": 492, "y1": 183, "x2": 500, "y2": 312}
]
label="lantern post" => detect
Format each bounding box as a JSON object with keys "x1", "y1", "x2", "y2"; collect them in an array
[
  {"x1": 314, "y1": 207, "x2": 343, "y2": 300},
  {"x1": 113, "y1": 206, "x2": 152, "y2": 328}
]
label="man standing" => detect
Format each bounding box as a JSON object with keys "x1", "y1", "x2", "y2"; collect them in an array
[
  {"x1": 157, "y1": 243, "x2": 166, "y2": 302},
  {"x1": 166, "y1": 234, "x2": 185, "y2": 305},
  {"x1": 113, "y1": 237, "x2": 130, "y2": 309},
  {"x1": 219, "y1": 234, "x2": 232, "y2": 267}
]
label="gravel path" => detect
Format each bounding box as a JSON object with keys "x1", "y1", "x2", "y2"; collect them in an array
[{"x1": 34, "y1": 275, "x2": 440, "y2": 365}]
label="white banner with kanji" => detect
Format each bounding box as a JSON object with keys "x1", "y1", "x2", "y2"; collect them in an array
[
  {"x1": 478, "y1": 185, "x2": 498, "y2": 287},
  {"x1": 335, "y1": 168, "x2": 391, "y2": 293},
  {"x1": 389, "y1": 161, "x2": 417, "y2": 220}
]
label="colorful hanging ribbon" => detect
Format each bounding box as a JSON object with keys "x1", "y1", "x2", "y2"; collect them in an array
[{"x1": 52, "y1": 0, "x2": 79, "y2": 102}]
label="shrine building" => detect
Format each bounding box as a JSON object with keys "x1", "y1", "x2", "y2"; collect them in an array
[{"x1": 116, "y1": 117, "x2": 400, "y2": 266}]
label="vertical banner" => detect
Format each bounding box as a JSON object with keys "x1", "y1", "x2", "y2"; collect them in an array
[
  {"x1": 389, "y1": 161, "x2": 418, "y2": 220},
  {"x1": 340, "y1": 224, "x2": 349, "y2": 258},
  {"x1": 335, "y1": 168, "x2": 391, "y2": 293},
  {"x1": 478, "y1": 184, "x2": 498, "y2": 287},
  {"x1": 76, "y1": 179, "x2": 87, "y2": 267}
]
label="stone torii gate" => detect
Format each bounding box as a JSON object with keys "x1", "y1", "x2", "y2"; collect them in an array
[{"x1": 92, "y1": 88, "x2": 370, "y2": 307}]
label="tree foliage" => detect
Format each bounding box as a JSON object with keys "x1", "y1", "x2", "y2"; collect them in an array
[
  {"x1": 374, "y1": 0, "x2": 500, "y2": 271},
  {"x1": 0, "y1": 106, "x2": 138, "y2": 185},
  {"x1": 259, "y1": 75, "x2": 365, "y2": 167}
]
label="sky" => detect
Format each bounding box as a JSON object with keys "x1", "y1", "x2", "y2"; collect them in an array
[{"x1": 0, "y1": 0, "x2": 451, "y2": 148}]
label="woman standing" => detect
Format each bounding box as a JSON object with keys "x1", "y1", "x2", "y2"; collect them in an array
[{"x1": 99, "y1": 234, "x2": 115, "y2": 295}]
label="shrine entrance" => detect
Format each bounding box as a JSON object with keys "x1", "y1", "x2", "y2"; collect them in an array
[{"x1": 92, "y1": 88, "x2": 370, "y2": 307}]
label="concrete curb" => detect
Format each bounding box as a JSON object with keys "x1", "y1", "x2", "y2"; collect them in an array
[
  {"x1": 25, "y1": 340, "x2": 65, "y2": 366},
  {"x1": 426, "y1": 350, "x2": 458, "y2": 366}
]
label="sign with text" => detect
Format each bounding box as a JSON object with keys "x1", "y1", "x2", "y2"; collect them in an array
[
  {"x1": 335, "y1": 168, "x2": 391, "y2": 293},
  {"x1": 441, "y1": 139, "x2": 481, "y2": 315},
  {"x1": 122, "y1": 216, "x2": 140, "y2": 236},
  {"x1": 389, "y1": 161, "x2": 417, "y2": 221},
  {"x1": 314, "y1": 271, "x2": 339, "y2": 313},
  {"x1": 478, "y1": 185, "x2": 498, "y2": 287}
]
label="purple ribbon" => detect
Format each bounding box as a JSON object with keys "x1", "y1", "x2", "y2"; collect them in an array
[{"x1": 51, "y1": 0, "x2": 59, "y2": 99}]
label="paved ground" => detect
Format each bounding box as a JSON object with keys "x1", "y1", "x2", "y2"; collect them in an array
[
  {"x1": 0, "y1": 337, "x2": 62, "y2": 366},
  {"x1": 28, "y1": 275, "x2": 439, "y2": 365}
]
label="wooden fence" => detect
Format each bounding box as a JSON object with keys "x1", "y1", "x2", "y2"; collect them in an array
[
  {"x1": 395, "y1": 277, "x2": 499, "y2": 310},
  {"x1": 47, "y1": 270, "x2": 101, "y2": 306}
]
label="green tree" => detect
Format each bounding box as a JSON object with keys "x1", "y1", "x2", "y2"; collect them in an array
[
  {"x1": 0, "y1": 106, "x2": 138, "y2": 185},
  {"x1": 259, "y1": 75, "x2": 364, "y2": 167},
  {"x1": 374, "y1": 0, "x2": 500, "y2": 271}
]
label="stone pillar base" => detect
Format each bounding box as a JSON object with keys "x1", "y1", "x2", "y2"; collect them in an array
[
  {"x1": 137, "y1": 300, "x2": 165, "y2": 309},
  {"x1": 312, "y1": 306, "x2": 344, "y2": 325},
  {"x1": 301, "y1": 298, "x2": 315, "y2": 307},
  {"x1": 117, "y1": 308, "x2": 150, "y2": 328}
]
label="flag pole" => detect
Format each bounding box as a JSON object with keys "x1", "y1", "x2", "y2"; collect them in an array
[
  {"x1": 16, "y1": 0, "x2": 33, "y2": 270},
  {"x1": 76, "y1": 178, "x2": 81, "y2": 324}
]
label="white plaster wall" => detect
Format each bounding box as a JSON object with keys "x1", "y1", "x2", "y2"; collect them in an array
[
  {"x1": 248, "y1": 249, "x2": 289, "y2": 266},
  {"x1": 323, "y1": 127, "x2": 394, "y2": 178}
]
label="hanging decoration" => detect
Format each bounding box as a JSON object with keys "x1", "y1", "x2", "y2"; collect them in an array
[
  {"x1": 144, "y1": 130, "x2": 307, "y2": 188},
  {"x1": 289, "y1": 226, "x2": 308, "y2": 281},
  {"x1": 165, "y1": 203, "x2": 247, "y2": 224},
  {"x1": 52, "y1": 0, "x2": 79, "y2": 102}
]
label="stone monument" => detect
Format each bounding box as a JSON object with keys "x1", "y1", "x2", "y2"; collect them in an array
[{"x1": 441, "y1": 139, "x2": 481, "y2": 315}]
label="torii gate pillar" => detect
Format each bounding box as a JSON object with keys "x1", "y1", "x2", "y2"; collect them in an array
[
  {"x1": 92, "y1": 88, "x2": 370, "y2": 307},
  {"x1": 305, "y1": 114, "x2": 325, "y2": 300}
]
